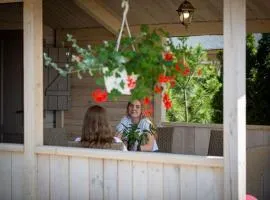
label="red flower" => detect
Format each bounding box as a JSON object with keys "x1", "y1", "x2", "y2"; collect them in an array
[
  {"x1": 143, "y1": 109, "x2": 153, "y2": 117},
  {"x1": 154, "y1": 85, "x2": 163, "y2": 93},
  {"x1": 175, "y1": 64, "x2": 181, "y2": 72},
  {"x1": 197, "y1": 68, "x2": 202, "y2": 76},
  {"x1": 164, "y1": 100, "x2": 172, "y2": 110},
  {"x1": 182, "y1": 67, "x2": 190, "y2": 76},
  {"x1": 164, "y1": 52, "x2": 173, "y2": 61},
  {"x1": 163, "y1": 93, "x2": 169, "y2": 101},
  {"x1": 91, "y1": 89, "x2": 108, "y2": 103},
  {"x1": 143, "y1": 97, "x2": 151, "y2": 105},
  {"x1": 170, "y1": 79, "x2": 176, "y2": 88},
  {"x1": 143, "y1": 104, "x2": 153, "y2": 117},
  {"x1": 127, "y1": 76, "x2": 136, "y2": 89},
  {"x1": 162, "y1": 93, "x2": 172, "y2": 110},
  {"x1": 158, "y1": 74, "x2": 171, "y2": 83}
]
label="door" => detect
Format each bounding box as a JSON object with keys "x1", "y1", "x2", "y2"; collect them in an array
[{"x1": 0, "y1": 30, "x2": 23, "y2": 143}]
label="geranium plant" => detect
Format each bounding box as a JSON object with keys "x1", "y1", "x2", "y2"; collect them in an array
[
  {"x1": 121, "y1": 123, "x2": 156, "y2": 151},
  {"x1": 44, "y1": 25, "x2": 209, "y2": 111}
]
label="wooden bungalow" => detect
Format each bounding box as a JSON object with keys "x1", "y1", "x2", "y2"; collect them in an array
[{"x1": 0, "y1": 0, "x2": 270, "y2": 199}]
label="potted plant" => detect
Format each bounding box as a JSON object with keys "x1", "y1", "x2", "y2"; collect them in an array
[{"x1": 121, "y1": 123, "x2": 156, "y2": 151}]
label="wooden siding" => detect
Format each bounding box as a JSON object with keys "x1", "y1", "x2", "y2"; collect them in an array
[{"x1": 64, "y1": 74, "x2": 130, "y2": 137}]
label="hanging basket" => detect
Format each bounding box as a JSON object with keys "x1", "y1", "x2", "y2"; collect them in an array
[{"x1": 103, "y1": 67, "x2": 138, "y2": 95}]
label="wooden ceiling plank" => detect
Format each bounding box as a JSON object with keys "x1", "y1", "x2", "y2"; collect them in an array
[
  {"x1": 73, "y1": 0, "x2": 121, "y2": 35},
  {"x1": 56, "y1": 19, "x2": 270, "y2": 41}
]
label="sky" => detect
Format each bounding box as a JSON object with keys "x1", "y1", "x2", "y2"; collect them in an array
[{"x1": 171, "y1": 33, "x2": 262, "y2": 50}]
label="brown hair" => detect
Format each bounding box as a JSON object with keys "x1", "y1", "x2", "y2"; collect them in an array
[{"x1": 81, "y1": 105, "x2": 114, "y2": 149}]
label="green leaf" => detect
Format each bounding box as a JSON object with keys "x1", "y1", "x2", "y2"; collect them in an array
[
  {"x1": 120, "y1": 80, "x2": 125, "y2": 89},
  {"x1": 96, "y1": 78, "x2": 105, "y2": 86}
]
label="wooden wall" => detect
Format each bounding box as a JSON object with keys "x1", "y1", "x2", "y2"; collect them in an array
[
  {"x1": 64, "y1": 74, "x2": 130, "y2": 138},
  {"x1": 56, "y1": 28, "x2": 133, "y2": 138}
]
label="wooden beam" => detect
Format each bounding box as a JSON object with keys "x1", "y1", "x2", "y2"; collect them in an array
[
  {"x1": 0, "y1": 0, "x2": 22, "y2": 3},
  {"x1": 73, "y1": 0, "x2": 121, "y2": 35},
  {"x1": 55, "y1": 19, "x2": 270, "y2": 42},
  {"x1": 23, "y1": 0, "x2": 43, "y2": 199},
  {"x1": 131, "y1": 19, "x2": 270, "y2": 36},
  {"x1": 223, "y1": 0, "x2": 246, "y2": 199}
]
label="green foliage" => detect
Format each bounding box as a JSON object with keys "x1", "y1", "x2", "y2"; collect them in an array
[
  {"x1": 211, "y1": 51, "x2": 223, "y2": 123},
  {"x1": 166, "y1": 38, "x2": 221, "y2": 123},
  {"x1": 121, "y1": 123, "x2": 156, "y2": 151},
  {"x1": 44, "y1": 25, "x2": 173, "y2": 102},
  {"x1": 212, "y1": 33, "x2": 270, "y2": 125},
  {"x1": 247, "y1": 33, "x2": 270, "y2": 124}
]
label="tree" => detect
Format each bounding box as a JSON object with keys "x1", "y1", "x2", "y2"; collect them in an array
[
  {"x1": 166, "y1": 38, "x2": 221, "y2": 123},
  {"x1": 212, "y1": 33, "x2": 270, "y2": 125},
  {"x1": 247, "y1": 33, "x2": 270, "y2": 124}
]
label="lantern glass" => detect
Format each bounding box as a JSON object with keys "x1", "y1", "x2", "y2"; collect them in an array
[{"x1": 176, "y1": 1, "x2": 195, "y2": 27}]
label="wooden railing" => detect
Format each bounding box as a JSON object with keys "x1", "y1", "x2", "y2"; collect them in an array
[{"x1": 0, "y1": 144, "x2": 223, "y2": 200}]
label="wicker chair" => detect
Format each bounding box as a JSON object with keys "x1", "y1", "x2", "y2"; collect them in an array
[
  {"x1": 207, "y1": 130, "x2": 223, "y2": 156},
  {"x1": 156, "y1": 127, "x2": 174, "y2": 153}
]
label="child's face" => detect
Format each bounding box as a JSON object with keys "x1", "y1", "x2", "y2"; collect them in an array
[{"x1": 128, "y1": 100, "x2": 142, "y2": 120}]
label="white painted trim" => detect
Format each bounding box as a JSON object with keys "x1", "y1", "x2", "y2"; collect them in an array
[
  {"x1": 0, "y1": 144, "x2": 24, "y2": 152},
  {"x1": 35, "y1": 145, "x2": 223, "y2": 167},
  {"x1": 223, "y1": 0, "x2": 246, "y2": 199}
]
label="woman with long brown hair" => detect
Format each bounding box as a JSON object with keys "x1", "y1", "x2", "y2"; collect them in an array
[
  {"x1": 116, "y1": 100, "x2": 158, "y2": 152},
  {"x1": 81, "y1": 105, "x2": 125, "y2": 150}
]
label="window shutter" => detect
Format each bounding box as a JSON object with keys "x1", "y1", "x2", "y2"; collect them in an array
[{"x1": 44, "y1": 48, "x2": 71, "y2": 110}]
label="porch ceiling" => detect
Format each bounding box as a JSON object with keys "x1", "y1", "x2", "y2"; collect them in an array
[
  {"x1": 45, "y1": 0, "x2": 270, "y2": 31},
  {"x1": 0, "y1": 0, "x2": 270, "y2": 34}
]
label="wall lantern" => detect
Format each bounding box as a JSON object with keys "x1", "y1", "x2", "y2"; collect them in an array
[{"x1": 176, "y1": 0, "x2": 195, "y2": 27}]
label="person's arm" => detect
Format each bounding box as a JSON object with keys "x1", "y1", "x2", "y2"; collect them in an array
[
  {"x1": 140, "y1": 133, "x2": 155, "y2": 152},
  {"x1": 115, "y1": 116, "x2": 130, "y2": 139},
  {"x1": 115, "y1": 118, "x2": 125, "y2": 138},
  {"x1": 115, "y1": 132, "x2": 122, "y2": 139}
]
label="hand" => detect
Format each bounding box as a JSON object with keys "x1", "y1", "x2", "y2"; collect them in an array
[{"x1": 140, "y1": 133, "x2": 155, "y2": 152}]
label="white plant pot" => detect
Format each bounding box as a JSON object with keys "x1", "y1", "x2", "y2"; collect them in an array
[{"x1": 103, "y1": 67, "x2": 137, "y2": 95}]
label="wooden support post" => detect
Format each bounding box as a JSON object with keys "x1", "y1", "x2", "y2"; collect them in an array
[
  {"x1": 223, "y1": 0, "x2": 246, "y2": 199},
  {"x1": 23, "y1": 0, "x2": 43, "y2": 199},
  {"x1": 154, "y1": 94, "x2": 166, "y2": 126}
]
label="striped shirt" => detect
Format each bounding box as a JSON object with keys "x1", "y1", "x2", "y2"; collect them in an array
[{"x1": 116, "y1": 116, "x2": 158, "y2": 151}]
